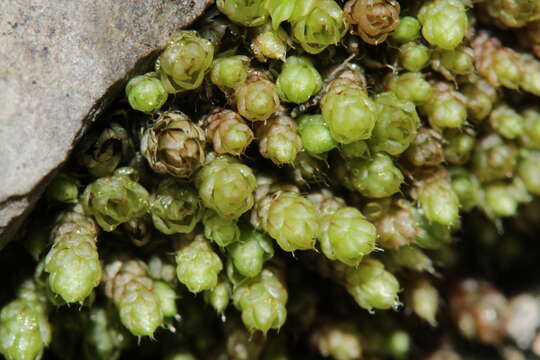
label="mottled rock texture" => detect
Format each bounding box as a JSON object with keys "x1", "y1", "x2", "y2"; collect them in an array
[{"x1": 0, "y1": 0, "x2": 211, "y2": 247}]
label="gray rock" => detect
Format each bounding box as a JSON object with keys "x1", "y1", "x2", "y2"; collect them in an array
[{"x1": 0, "y1": 0, "x2": 211, "y2": 247}]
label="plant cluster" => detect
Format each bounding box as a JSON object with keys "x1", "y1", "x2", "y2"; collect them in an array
[{"x1": 4, "y1": 0, "x2": 540, "y2": 359}]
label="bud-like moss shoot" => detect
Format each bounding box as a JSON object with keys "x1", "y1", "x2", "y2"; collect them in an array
[
  {"x1": 321, "y1": 77, "x2": 376, "y2": 144},
  {"x1": 386, "y1": 72, "x2": 433, "y2": 105},
  {"x1": 196, "y1": 155, "x2": 257, "y2": 220},
  {"x1": 297, "y1": 114, "x2": 338, "y2": 156},
  {"x1": 175, "y1": 235, "x2": 223, "y2": 293},
  {"x1": 399, "y1": 42, "x2": 431, "y2": 72},
  {"x1": 391, "y1": 16, "x2": 421, "y2": 43},
  {"x1": 418, "y1": 0, "x2": 468, "y2": 50},
  {"x1": 158, "y1": 31, "x2": 214, "y2": 93},
  {"x1": 290, "y1": 0, "x2": 349, "y2": 54},
  {"x1": 210, "y1": 55, "x2": 250, "y2": 90},
  {"x1": 277, "y1": 56, "x2": 323, "y2": 104},
  {"x1": 235, "y1": 76, "x2": 280, "y2": 122},
  {"x1": 217, "y1": 0, "x2": 267, "y2": 27},
  {"x1": 126, "y1": 72, "x2": 168, "y2": 113},
  {"x1": 489, "y1": 104, "x2": 524, "y2": 140}
]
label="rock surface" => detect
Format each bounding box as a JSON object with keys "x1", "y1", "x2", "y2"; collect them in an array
[{"x1": 0, "y1": 0, "x2": 211, "y2": 247}]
